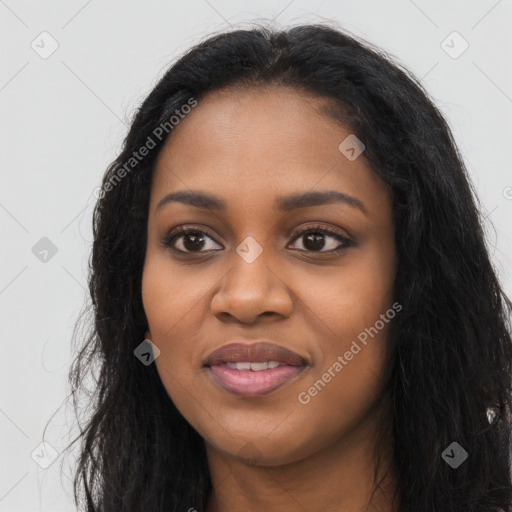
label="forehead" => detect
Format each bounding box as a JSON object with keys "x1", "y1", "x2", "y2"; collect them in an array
[{"x1": 151, "y1": 85, "x2": 389, "y2": 215}]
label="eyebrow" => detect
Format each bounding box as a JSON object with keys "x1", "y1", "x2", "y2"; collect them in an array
[{"x1": 156, "y1": 189, "x2": 367, "y2": 215}]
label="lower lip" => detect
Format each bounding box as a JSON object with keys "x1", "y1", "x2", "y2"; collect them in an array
[{"x1": 206, "y1": 365, "x2": 306, "y2": 397}]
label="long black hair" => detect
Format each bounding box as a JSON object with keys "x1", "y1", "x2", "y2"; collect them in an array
[{"x1": 64, "y1": 22, "x2": 512, "y2": 511}]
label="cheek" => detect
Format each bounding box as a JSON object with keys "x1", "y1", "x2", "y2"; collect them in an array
[
  {"x1": 141, "y1": 257, "x2": 216, "y2": 414},
  {"x1": 301, "y1": 246, "x2": 395, "y2": 344},
  {"x1": 141, "y1": 254, "x2": 212, "y2": 335},
  {"x1": 287, "y1": 341, "x2": 389, "y2": 464},
  {"x1": 295, "y1": 248, "x2": 394, "y2": 422},
  {"x1": 286, "y1": 278, "x2": 394, "y2": 464}
]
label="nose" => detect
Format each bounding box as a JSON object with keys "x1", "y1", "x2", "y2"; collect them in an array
[{"x1": 210, "y1": 250, "x2": 294, "y2": 324}]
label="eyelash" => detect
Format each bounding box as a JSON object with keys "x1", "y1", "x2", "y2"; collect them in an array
[{"x1": 161, "y1": 224, "x2": 353, "y2": 256}]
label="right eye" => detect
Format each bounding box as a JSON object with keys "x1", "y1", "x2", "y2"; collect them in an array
[{"x1": 161, "y1": 226, "x2": 223, "y2": 254}]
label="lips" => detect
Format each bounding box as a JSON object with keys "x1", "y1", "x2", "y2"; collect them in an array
[
  {"x1": 203, "y1": 341, "x2": 308, "y2": 397},
  {"x1": 203, "y1": 341, "x2": 307, "y2": 367}
]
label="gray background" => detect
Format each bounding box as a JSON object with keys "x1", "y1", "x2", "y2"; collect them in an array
[{"x1": 1, "y1": 0, "x2": 511, "y2": 510}]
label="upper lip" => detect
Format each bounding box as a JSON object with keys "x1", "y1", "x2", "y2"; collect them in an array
[{"x1": 203, "y1": 341, "x2": 307, "y2": 367}]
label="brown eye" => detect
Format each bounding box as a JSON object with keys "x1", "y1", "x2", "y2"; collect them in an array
[
  {"x1": 288, "y1": 226, "x2": 353, "y2": 253},
  {"x1": 162, "y1": 227, "x2": 222, "y2": 253}
]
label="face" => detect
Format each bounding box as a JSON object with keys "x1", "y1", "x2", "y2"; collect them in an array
[{"x1": 142, "y1": 85, "x2": 397, "y2": 466}]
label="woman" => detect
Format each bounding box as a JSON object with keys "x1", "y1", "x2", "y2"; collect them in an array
[{"x1": 67, "y1": 23, "x2": 512, "y2": 512}]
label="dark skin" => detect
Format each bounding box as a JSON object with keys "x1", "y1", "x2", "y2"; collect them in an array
[{"x1": 142, "y1": 85, "x2": 399, "y2": 511}]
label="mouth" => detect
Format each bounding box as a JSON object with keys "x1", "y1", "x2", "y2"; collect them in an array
[{"x1": 203, "y1": 341, "x2": 309, "y2": 397}]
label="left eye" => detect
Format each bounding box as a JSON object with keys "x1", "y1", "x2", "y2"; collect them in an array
[{"x1": 288, "y1": 227, "x2": 353, "y2": 253}]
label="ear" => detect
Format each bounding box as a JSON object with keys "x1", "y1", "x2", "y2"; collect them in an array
[{"x1": 145, "y1": 331, "x2": 151, "y2": 340}]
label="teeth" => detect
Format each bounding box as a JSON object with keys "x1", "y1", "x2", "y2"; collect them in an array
[
  {"x1": 249, "y1": 361, "x2": 267, "y2": 371},
  {"x1": 224, "y1": 361, "x2": 282, "y2": 371}
]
